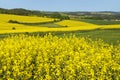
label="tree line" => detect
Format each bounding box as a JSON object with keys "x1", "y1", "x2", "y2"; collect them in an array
[
  {"x1": 1, "y1": 8, "x2": 120, "y2": 21},
  {"x1": 0, "y1": 8, "x2": 70, "y2": 20}
]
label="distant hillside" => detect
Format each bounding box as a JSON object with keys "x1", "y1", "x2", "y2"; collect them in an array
[
  {"x1": 0, "y1": 8, "x2": 70, "y2": 20},
  {"x1": 65, "y1": 11, "x2": 120, "y2": 20},
  {"x1": 0, "y1": 8, "x2": 120, "y2": 20}
]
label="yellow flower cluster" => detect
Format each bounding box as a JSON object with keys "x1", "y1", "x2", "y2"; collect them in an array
[{"x1": 0, "y1": 34, "x2": 119, "y2": 80}]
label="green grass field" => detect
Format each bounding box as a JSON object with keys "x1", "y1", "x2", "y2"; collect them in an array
[
  {"x1": 34, "y1": 29, "x2": 120, "y2": 45},
  {"x1": 0, "y1": 29, "x2": 120, "y2": 45},
  {"x1": 79, "y1": 19, "x2": 120, "y2": 25}
]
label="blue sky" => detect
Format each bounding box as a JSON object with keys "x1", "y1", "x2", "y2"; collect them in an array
[{"x1": 0, "y1": 0, "x2": 120, "y2": 11}]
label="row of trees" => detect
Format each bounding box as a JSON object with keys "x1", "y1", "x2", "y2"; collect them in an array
[{"x1": 0, "y1": 8, "x2": 70, "y2": 20}]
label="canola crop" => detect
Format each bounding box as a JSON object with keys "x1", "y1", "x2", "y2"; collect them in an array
[
  {"x1": 102, "y1": 24, "x2": 120, "y2": 29},
  {"x1": 56, "y1": 20, "x2": 100, "y2": 29},
  {"x1": 0, "y1": 34, "x2": 120, "y2": 80},
  {"x1": 0, "y1": 14, "x2": 100, "y2": 34},
  {"x1": 1, "y1": 14, "x2": 120, "y2": 34},
  {"x1": 0, "y1": 14, "x2": 54, "y2": 23},
  {"x1": 0, "y1": 14, "x2": 54, "y2": 34}
]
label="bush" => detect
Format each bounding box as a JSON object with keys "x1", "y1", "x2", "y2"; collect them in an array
[
  {"x1": 12, "y1": 27, "x2": 16, "y2": 30},
  {"x1": 8, "y1": 20, "x2": 19, "y2": 23},
  {"x1": 64, "y1": 25, "x2": 68, "y2": 27}
]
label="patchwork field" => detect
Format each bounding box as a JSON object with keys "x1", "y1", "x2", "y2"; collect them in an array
[
  {"x1": 0, "y1": 14, "x2": 120, "y2": 79},
  {"x1": 0, "y1": 14, "x2": 120, "y2": 44},
  {"x1": 0, "y1": 14, "x2": 100, "y2": 34},
  {"x1": 0, "y1": 14, "x2": 120, "y2": 34}
]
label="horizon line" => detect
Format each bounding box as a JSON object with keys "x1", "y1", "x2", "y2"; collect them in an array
[{"x1": 0, "y1": 7, "x2": 120, "y2": 12}]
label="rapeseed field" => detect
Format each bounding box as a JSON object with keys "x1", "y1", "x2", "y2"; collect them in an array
[
  {"x1": 0, "y1": 14, "x2": 120, "y2": 34},
  {"x1": 0, "y1": 14, "x2": 100, "y2": 34},
  {"x1": 0, "y1": 34, "x2": 119, "y2": 80}
]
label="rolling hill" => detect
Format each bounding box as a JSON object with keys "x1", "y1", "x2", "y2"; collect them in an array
[{"x1": 0, "y1": 14, "x2": 120, "y2": 34}]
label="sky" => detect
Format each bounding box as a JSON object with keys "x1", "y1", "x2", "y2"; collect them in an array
[{"x1": 0, "y1": 0, "x2": 120, "y2": 12}]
